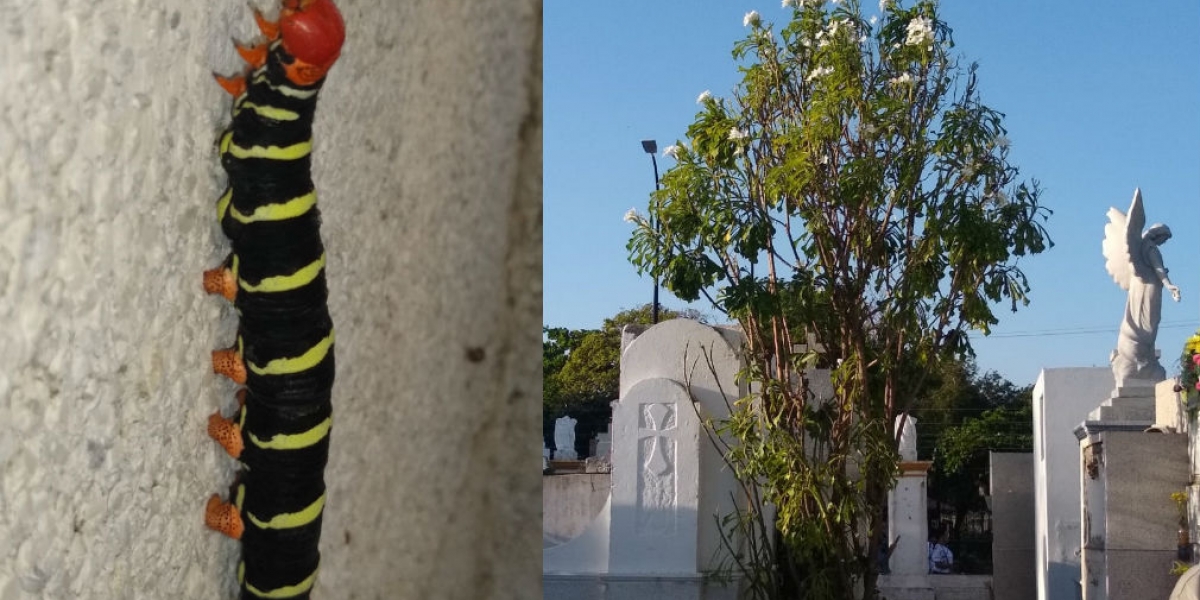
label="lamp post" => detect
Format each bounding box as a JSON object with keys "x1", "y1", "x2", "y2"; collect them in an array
[{"x1": 641, "y1": 140, "x2": 660, "y2": 325}]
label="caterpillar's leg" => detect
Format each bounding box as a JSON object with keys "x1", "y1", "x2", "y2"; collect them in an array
[
  {"x1": 212, "y1": 346, "x2": 247, "y2": 385},
  {"x1": 203, "y1": 258, "x2": 237, "y2": 302},
  {"x1": 252, "y1": 4, "x2": 280, "y2": 40},
  {"x1": 213, "y1": 73, "x2": 247, "y2": 97},
  {"x1": 207, "y1": 411, "x2": 244, "y2": 459},
  {"x1": 234, "y1": 40, "x2": 269, "y2": 69},
  {"x1": 205, "y1": 495, "x2": 245, "y2": 540}
]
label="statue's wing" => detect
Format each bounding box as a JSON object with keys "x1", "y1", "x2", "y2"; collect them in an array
[
  {"x1": 1102, "y1": 189, "x2": 1142, "y2": 290},
  {"x1": 1124, "y1": 189, "x2": 1156, "y2": 282}
]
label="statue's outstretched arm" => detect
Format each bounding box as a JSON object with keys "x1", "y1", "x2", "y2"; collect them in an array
[{"x1": 1147, "y1": 245, "x2": 1181, "y2": 302}]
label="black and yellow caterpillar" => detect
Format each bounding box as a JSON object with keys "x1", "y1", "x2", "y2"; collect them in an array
[{"x1": 202, "y1": 1, "x2": 344, "y2": 598}]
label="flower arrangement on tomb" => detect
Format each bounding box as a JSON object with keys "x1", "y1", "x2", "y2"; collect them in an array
[{"x1": 1177, "y1": 331, "x2": 1200, "y2": 396}]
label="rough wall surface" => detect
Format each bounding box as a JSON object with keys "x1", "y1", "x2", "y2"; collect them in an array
[{"x1": 0, "y1": 0, "x2": 542, "y2": 598}]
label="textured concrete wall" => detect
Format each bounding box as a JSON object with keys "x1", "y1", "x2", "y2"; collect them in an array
[
  {"x1": 0, "y1": 1, "x2": 541, "y2": 599},
  {"x1": 990, "y1": 452, "x2": 1035, "y2": 600},
  {"x1": 1089, "y1": 432, "x2": 1187, "y2": 600}
]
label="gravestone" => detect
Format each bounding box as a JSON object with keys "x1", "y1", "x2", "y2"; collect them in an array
[
  {"x1": 555, "y1": 416, "x2": 578, "y2": 460},
  {"x1": 609, "y1": 377, "x2": 701, "y2": 573},
  {"x1": 544, "y1": 319, "x2": 744, "y2": 600}
]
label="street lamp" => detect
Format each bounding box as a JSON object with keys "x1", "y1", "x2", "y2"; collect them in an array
[{"x1": 641, "y1": 140, "x2": 660, "y2": 325}]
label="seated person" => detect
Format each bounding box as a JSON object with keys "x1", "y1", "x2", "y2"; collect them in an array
[{"x1": 928, "y1": 530, "x2": 953, "y2": 574}]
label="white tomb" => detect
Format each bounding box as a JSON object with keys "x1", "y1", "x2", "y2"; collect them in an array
[
  {"x1": 543, "y1": 319, "x2": 746, "y2": 600},
  {"x1": 1032, "y1": 368, "x2": 1114, "y2": 600}
]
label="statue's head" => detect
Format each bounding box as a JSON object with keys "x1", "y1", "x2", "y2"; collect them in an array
[{"x1": 1145, "y1": 223, "x2": 1172, "y2": 244}]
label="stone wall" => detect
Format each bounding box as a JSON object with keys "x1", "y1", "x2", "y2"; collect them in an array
[{"x1": 991, "y1": 452, "x2": 1035, "y2": 600}]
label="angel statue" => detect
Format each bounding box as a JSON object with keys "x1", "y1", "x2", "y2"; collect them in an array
[{"x1": 1102, "y1": 188, "x2": 1181, "y2": 386}]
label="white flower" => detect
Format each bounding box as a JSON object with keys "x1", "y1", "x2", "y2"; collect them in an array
[
  {"x1": 728, "y1": 127, "x2": 750, "y2": 141},
  {"x1": 782, "y1": 0, "x2": 796, "y2": 7},
  {"x1": 744, "y1": 11, "x2": 761, "y2": 27},
  {"x1": 696, "y1": 90, "x2": 712, "y2": 104},
  {"x1": 992, "y1": 135, "x2": 1011, "y2": 149},
  {"x1": 623, "y1": 208, "x2": 641, "y2": 224},
  {"x1": 879, "y1": 0, "x2": 891, "y2": 11},
  {"x1": 905, "y1": 16, "x2": 934, "y2": 47},
  {"x1": 806, "y1": 65, "x2": 834, "y2": 82},
  {"x1": 662, "y1": 145, "x2": 680, "y2": 159},
  {"x1": 889, "y1": 72, "x2": 913, "y2": 85}
]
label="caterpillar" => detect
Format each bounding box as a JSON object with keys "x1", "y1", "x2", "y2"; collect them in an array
[{"x1": 201, "y1": 1, "x2": 344, "y2": 598}]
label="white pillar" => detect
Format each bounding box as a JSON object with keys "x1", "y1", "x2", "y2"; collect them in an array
[{"x1": 888, "y1": 460, "x2": 933, "y2": 575}]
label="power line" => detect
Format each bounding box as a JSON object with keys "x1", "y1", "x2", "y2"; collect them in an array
[{"x1": 984, "y1": 320, "x2": 1196, "y2": 339}]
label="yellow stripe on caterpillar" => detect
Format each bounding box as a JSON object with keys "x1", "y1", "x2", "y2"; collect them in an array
[
  {"x1": 230, "y1": 191, "x2": 316, "y2": 224},
  {"x1": 252, "y1": 72, "x2": 318, "y2": 100},
  {"x1": 216, "y1": 187, "x2": 233, "y2": 222},
  {"x1": 247, "y1": 330, "x2": 334, "y2": 376},
  {"x1": 234, "y1": 100, "x2": 300, "y2": 122},
  {"x1": 227, "y1": 139, "x2": 312, "y2": 161},
  {"x1": 246, "y1": 494, "x2": 325, "y2": 530},
  {"x1": 238, "y1": 254, "x2": 325, "y2": 293},
  {"x1": 245, "y1": 564, "x2": 318, "y2": 599},
  {"x1": 248, "y1": 416, "x2": 332, "y2": 450},
  {"x1": 235, "y1": 484, "x2": 246, "y2": 511}
]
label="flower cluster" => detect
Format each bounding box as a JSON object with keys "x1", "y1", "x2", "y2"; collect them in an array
[
  {"x1": 815, "y1": 19, "x2": 852, "y2": 48},
  {"x1": 744, "y1": 10, "x2": 761, "y2": 27},
  {"x1": 905, "y1": 16, "x2": 934, "y2": 47},
  {"x1": 807, "y1": 65, "x2": 834, "y2": 82},
  {"x1": 728, "y1": 127, "x2": 750, "y2": 141},
  {"x1": 1179, "y1": 330, "x2": 1200, "y2": 394}
]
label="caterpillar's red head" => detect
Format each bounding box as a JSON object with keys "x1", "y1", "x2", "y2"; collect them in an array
[{"x1": 279, "y1": 0, "x2": 345, "y2": 87}]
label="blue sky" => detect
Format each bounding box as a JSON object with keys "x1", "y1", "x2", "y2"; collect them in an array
[{"x1": 545, "y1": 1, "x2": 1200, "y2": 386}]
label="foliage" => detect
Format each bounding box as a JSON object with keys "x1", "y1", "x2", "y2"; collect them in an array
[
  {"x1": 1173, "y1": 491, "x2": 1188, "y2": 529},
  {"x1": 626, "y1": 1, "x2": 1051, "y2": 597},
  {"x1": 934, "y1": 380, "x2": 1032, "y2": 475}
]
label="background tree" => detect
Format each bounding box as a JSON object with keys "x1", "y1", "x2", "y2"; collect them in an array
[
  {"x1": 627, "y1": 1, "x2": 1050, "y2": 597},
  {"x1": 543, "y1": 304, "x2": 706, "y2": 456}
]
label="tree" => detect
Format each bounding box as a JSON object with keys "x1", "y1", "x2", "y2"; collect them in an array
[
  {"x1": 543, "y1": 304, "x2": 706, "y2": 454},
  {"x1": 626, "y1": 2, "x2": 1050, "y2": 597}
]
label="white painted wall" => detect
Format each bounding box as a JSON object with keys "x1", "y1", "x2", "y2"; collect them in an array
[
  {"x1": 1032, "y1": 368, "x2": 1113, "y2": 600},
  {"x1": 0, "y1": 0, "x2": 541, "y2": 598}
]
